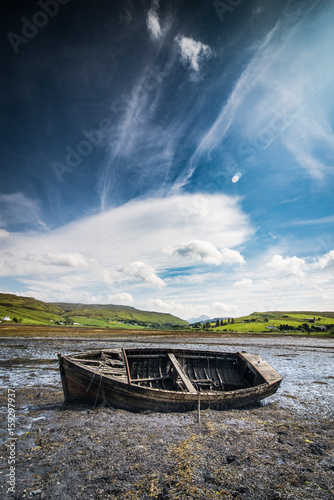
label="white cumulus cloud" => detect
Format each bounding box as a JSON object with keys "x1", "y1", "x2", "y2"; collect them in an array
[
  {"x1": 212, "y1": 302, "x2": 240, "y2": 316},
  {"x1": 220, "y1": 248, "x2": 245, "y2": 265},
  {"x1": 175, "y1": 35, "x2": 213, "y2": 74},
  {"x1": 147, "y1": 0, "x2": 161, "y2": 39},
  {"x1": 267, "y1": 254, "x2": 305, "y2": 276},
  {"x1": 317, "y1": 249, "x2": 334, "y2": 270},
  {"x1": 0, "y1": 194, "x2": 252, "y2": 303},
  {"x1": 170, "y1": 240, "x2": 245, "y2": 266},
  {"x1": 148, "y1": 298, "x2": 239, "y2": 321},
  {"x1": 110, "y1": 292, "x2": 134, "y2": 303},
  {"x1": 117, "y1": 261, "x2": 165, "y2": 288}
]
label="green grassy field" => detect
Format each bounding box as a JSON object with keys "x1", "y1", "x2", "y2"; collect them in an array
[
  {"x1": 0, "y1": 305, "x2": 63, "y2": 325},
  {"x1": 69, "y1": 316, "x2": 148, "y2": 329},
  {"x1": 208, "y1": 312, "x2": 334, "y2": 335}
]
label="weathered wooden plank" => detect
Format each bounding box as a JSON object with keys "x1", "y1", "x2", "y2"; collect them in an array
[
  {"x1": 168, "y1": 353, "x2": 197, "y2": 393},
  {"x1": 122, "y1": 348, "x2": 132, "y2": 384},
  {"x1": 238, "y1": 352, "x2": 282, "y2": 384}
]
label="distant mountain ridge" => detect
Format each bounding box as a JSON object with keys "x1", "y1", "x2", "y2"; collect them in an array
[
  {"x1": 188, "y1": 315, "x2": 230, "y2": 324},
  {"x1": 187, "y1": 314, "x2": 211, "y2": 324},
  {"x1": 0, "y1": 293, "x2": 188, "y2": 328}
]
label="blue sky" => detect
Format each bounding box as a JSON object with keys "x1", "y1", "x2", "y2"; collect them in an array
[{"x1": 0, "y1": 0, "x2": 333, "y2": 320}]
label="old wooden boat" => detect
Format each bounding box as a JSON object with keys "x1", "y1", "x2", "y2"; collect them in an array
[{"x1": 58, "y1": 347, "x2": 282, "y2": 412}]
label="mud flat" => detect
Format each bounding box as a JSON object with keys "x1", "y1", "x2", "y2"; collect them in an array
[
  {"x1": 0, "y1": 386, "x2": 333, "y2": 500},
  {"x1": 0, "y1": 335, "x2": 333, "y2": 499}
]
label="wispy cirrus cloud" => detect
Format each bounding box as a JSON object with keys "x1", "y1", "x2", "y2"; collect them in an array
[
  {"x1": 282, "y1": 215, "x2": 334, "y2": 227},
  {"x1": 172, "y1": 1, "x2": 334, "y2": 191},
  {"x1": 0, "y1": 192, "x2": 45, "y2": 229},
  {"x1": 99, "y1": 61, "x2": 172, "y2": 210}
]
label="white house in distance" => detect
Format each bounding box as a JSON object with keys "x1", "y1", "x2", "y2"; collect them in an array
[{"x1": 2, "y1": 316, "x2": 10, "y2": 321}]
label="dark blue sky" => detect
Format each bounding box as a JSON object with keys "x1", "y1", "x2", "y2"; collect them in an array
[{"x1": 0, "y1": 0, "x2": 333, "y2": 318}]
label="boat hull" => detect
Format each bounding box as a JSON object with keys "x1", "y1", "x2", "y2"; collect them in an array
[{"x1": 58, "y1": 348, "x2": 282, "y2": 412}]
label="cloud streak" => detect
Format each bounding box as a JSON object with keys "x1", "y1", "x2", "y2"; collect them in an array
[
  {"x1": 0, "y1": 192, "x2": 44, "y2": 229},
  {"x1": 172, "y1": 1, "x2": 334, "y2": 190}
]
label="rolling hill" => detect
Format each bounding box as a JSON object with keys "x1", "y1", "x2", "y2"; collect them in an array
[
  {"x1": 1, "y1": 293, "x2": 332, "y2": 334},
  {"x1": 202, "y1": 311, "x2": 334, "y2": 334},
  {"x1": 0, "y1": 293, "x2": 188, "y2": 328}
]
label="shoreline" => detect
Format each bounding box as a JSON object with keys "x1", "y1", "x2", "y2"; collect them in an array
[{"x1": 0, "y1": 324, "x2": 332, "y2": 339}]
